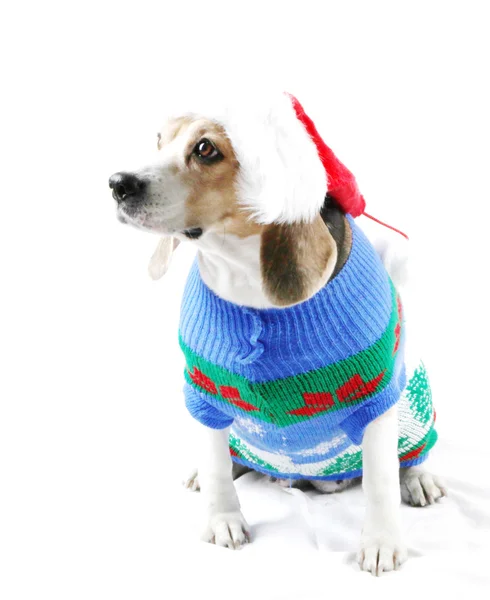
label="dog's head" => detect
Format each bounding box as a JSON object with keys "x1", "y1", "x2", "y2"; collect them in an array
[{"x1": 110, "y1": 92, "x2": 362, "y2": 306}]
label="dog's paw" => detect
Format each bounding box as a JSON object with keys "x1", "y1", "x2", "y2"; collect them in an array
[
  {"x1": 358, "y1": 533, "x2": 407, "y2": 576},
  {"x1": 400, "y1": 467, "x2": 447, "y2": 507},
  {"x1": 202, "y1": 511, "x2": 251, "y2": 550},
  {"x1": 183, "y1": 468, "x2": 200, "y2": 492}
]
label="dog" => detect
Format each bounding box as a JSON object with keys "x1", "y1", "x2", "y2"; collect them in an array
[{"x1": 109, "y1": 92, "x2": 446, "y2": 576}]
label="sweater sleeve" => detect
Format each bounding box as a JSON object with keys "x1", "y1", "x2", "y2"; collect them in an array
[{"x1": 184, "y1": 383, "x2": 234, "y2": 430}]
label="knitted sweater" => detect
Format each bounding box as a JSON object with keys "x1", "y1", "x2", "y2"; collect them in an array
[{"x1": 179, "y1": 217, "x2": 437, "y2": 480}]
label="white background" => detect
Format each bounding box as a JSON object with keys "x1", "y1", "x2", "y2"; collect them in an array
[{"x1": 1, "y1": 1, "x2": 489, "y2": 598}]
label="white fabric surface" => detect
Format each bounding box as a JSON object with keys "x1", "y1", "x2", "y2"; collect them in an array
[{"x1": 170, "y1": 434, "x2": 490, "y2": 598}]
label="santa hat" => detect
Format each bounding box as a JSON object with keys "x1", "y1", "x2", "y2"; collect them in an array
[
  {"x1": 167, "y1": 92, "x2": 413, "y2": 238},
  {"x1": 286, "y1": 93, "x2": 366, "y2": 218}
]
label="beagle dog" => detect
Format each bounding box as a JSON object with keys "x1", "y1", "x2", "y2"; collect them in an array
[{"x1": 109, "y1": 93, "x2": 446, "y2": 576}]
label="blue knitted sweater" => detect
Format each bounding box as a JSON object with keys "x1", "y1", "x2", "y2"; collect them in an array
[{"x1": 179, "y1": 217, "x2": 437, "y2": 480}]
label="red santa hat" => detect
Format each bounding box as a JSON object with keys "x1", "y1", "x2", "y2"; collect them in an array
[
  {"x1": 166, "y1": 91, "x2": 406, "y2": 236},
  {"x1": 287, "y1": 93, "x2": 366, "y2": 218}
]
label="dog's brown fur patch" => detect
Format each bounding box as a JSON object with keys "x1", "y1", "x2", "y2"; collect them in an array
[
  {"x1": 158, "y1": 116, "x2": 195, "y2": 148},
  {"x1": 260, "y1": 215, "x2": 338, "y2": 307},
  {"x1": 220, "y1": 212, "x2": 264, "y2": 238}
]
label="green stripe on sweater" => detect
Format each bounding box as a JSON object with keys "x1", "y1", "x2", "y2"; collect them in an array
[{"x1": 180, "y1": 281, "x2": 402, "y2": 428}]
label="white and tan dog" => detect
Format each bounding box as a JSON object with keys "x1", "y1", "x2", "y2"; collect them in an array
[{"x1": 109, "y1": 92, "x2": 446, "y2": 576}]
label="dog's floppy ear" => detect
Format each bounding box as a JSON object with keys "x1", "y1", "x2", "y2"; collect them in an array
[
  {"x1": 260, "y1": 215, "x2": 337, "y2": 307},
  {"x1": 148, "y1": 237, "x2": 180, "y2": 280}
]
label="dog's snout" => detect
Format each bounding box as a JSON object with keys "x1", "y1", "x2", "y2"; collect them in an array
[{"x1": 109, "y1": 172, "x2": 146, "y2": 203}]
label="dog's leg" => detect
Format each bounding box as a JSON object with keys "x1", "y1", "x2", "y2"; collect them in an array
[
  {"x1": 198, "y1": 426, "x2": 250, "y2": 549},
  {"x1": 400, "y1": 465, "x2": 447, "y2": 506},
  {"x1": 358, "y1": 405, "x2": 408, "y2": 575}
]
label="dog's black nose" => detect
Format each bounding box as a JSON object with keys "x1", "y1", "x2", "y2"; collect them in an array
[{"x1": 109, "y1": 172, "x2": 146, "y2": 203}]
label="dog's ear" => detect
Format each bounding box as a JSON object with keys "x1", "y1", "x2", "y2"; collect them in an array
[
  {"x1": 260, "y1": 215, "x2": 337, "y2": 307},
  {"x1": 148, "y1": 237, "x2": 180, "y2": 280}
]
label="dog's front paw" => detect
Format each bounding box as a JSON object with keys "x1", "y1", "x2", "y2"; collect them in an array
[
  {"x1": 202, "y1": 511, "x2": 251, "y2": 550},
  {"x1": 358, "y1": 531, "x2": 407, "y2": 576}
]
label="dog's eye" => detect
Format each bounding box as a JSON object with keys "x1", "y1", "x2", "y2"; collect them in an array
[{"x1": 194, "y1": 138, "x2": 222, "y2": 162}]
